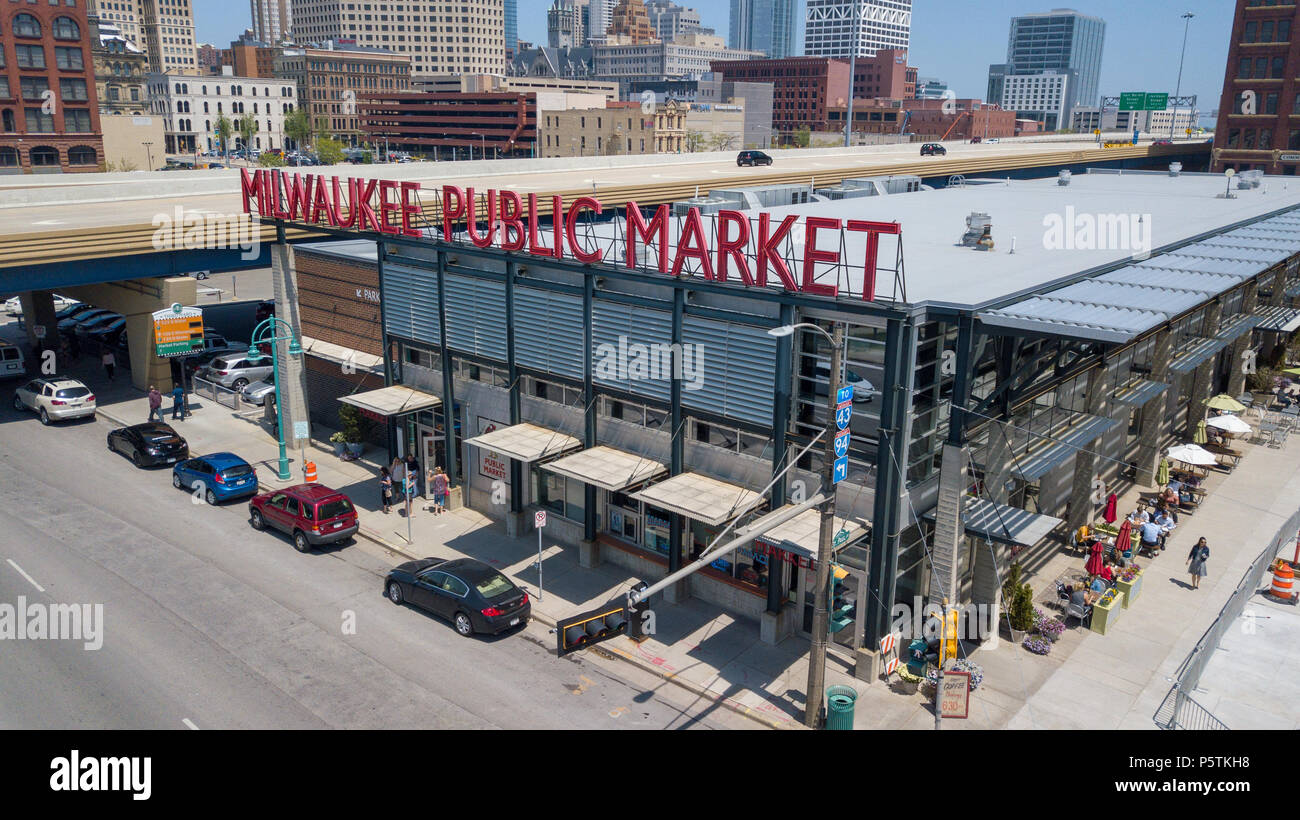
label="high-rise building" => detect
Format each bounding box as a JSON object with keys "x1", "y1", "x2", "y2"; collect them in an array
[
  {"x1": 989, "y1": 9, "x2": 1105, "y2": 122},
  {"x1": 251, "y1": 0, "x2": 294, "y2": 45},
  {"x1": 608, "y1": 0, "x2": 657, "y2": 44},
  {"x1": 645, "y1": 0, "x2": 711, "y2": 44},
  {"x1": 293, "y1": 0, "x2": 506, "y2": 76},
  {"x1": 1213, "y1": 0, "x2": 1299, "y2": 173},
  {"x1": 275, "y1": 43, "x2": 411, "y2": 147},
  {"x1": 804, "y1": 0, "x2": 911, "y2": 59},
  {"x1": 585, "y1": 0, "x2": 618, "y2": 45},
  {"x1": 712, "y1": 56, "x2": 852, "y2": 141},
  {"x1": 506, "y1": 0, "x2": 518, "y2": 56},
  {"x1": 548, "y1": 0, "x2": 586, "y2": 48},
  {"x1": 87, "y1": 0, "x2": 198, "y2": 73},
  {"x1": 729, "y1": 0, "x2": 795, "y2": 58}
]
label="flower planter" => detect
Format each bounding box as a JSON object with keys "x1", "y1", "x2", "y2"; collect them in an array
[
  {"x1": 331, "y1": 442, "x2": 346, "y2": 457},
  {"x1": 346, "y1": 442, "x2": 364, "y2": 457},
  {"x1": 1088, "y1": 590, "x2": 1125, "y2": 635},
  {"x1": 1116, "y1": 570, "x2": 1143, "y2": 609}
]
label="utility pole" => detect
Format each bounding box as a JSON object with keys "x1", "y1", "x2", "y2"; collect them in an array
[
  {"x1": 843, "y1": 0, "x2": 859, "y2": 148},
  {"x1": 805, "y1": 322, "x2": 844, "y2": 727},
  {"x1": 1171, "y1": 12, "x2": 1194, "y2": 141}
]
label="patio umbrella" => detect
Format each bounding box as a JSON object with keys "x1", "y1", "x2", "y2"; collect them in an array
[
  {"x1": 1085, "y1": 541, "x2": 1105, "y2": 576},
  {"x1": 1115, "y1": 519, "x2": 1132, "y2": 558},
  {"x1": 1103, "y1": 493, "x2": 1117, "y2": 524},
  {"x1": 1193, "y1": 419, "x2": 1207, "y2": 444},
  {"x1": 1167, "y1": 444, "x2": 1218, "y2": 467},
  {"x1": 1207, "y1": 414, "x2": 1251, "y2": 435},
  {"x1": 1204, "y1": 394, "x2": 1247, "y2": 413},
  {"x1": 1156, "y1": 457, "x2": 1171, "y2": 487}
]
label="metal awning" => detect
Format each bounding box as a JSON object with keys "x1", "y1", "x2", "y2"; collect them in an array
[
  {"x1": 301, "y1": 336, "x2": 384, "y2": 375},
  {"x1": 924, "y1": 497, "x2": 1063, "y2": 547},
  {"x1": 1112, "y1": 378, "x2": 1169, "y2": 407},
  {"x1": 1256, "y1": 305, "x2": 1300, "y2": 334},
  {"x1": 1286, "y1": 281, "x2": 1300, "y2": 299},
  {"x1": 337, "y1": 385, "x2": 440, "y2": 417},
  {"x1": 753, "y1": 507, "x2": 868, "y2": 560},
  {"x1": 462, "y1": 422, "x2": 582, "y2": 463},
  {"x1": 1096, "y1": 266, "x2": 1236, "y2": 294},
  {"x1": 542, "y1": 446, "x2": 666, "y2": 492},
  {"x1": 1135, "y1": 254, "x2": 1261, "y2": 278},
  {"x1": 978, "y1": 298, "x2": 1166, "y2": 344},
  {"x1": 630, "y1": 472, "x2": 763, "y2": 527},
  {"x1": 1169, "y1": 336, "x2": 1230, "y2": 374},
  {"x1": 1215, "y1": 313, "x2": 1262, "y2": 343},
  {"x1": 1008, "y1": 412, "x2": 1119, "y2": 482}
]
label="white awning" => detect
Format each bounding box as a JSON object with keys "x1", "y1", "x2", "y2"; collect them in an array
[
  {"x1": 301, "y1": 335, "x2": 384, "y2": 375},
  {"x1": 337, "y1": 385, "x2": 440, "y2": 417},
  {"x1": 630, "y1": 472, "x2": 763, "y2": 527},
  {"x1": 753, "y1": 506, "x2": 869, "y2": 561},
  {"x1": 542, "y1": 446, "x2": 666, "y2": 492},
  {"x1": 462, "y1": 422, "x2": 582, "y2": 463}
]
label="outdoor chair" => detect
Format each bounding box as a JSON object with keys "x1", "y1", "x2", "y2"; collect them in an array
[{"x1": 1063, "y1": 599, "x2": 1092, "y2": 628}]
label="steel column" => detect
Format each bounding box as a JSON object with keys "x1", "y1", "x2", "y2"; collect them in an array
[
  {"x1": 506, "y1": 259, "x2": 523, "y2": 515},
  {"x1": 668, "y1": 286, "x2": 686, "y2": 573},
  {"x1": 767, "y1": 301, "x2": 795, "y2": 614},
  {"x1": 947, "y1": 314, "x2": 974, "y2": 446},
  {"x1": 583, "y1": 272, "x2": 598, "y2": 543},
  {"x1": 436, "y1": 250, "x2": 458, "y2": 483}
]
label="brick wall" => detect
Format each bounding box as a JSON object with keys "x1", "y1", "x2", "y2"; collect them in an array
[
  {"x1": 295, "y1": 249, "x2": 382, "y2": 357},
  {"x1": 304, "y1": 353, "x2": 387, "y2": 446}
]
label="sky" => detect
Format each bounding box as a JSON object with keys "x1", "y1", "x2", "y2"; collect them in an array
[{"x1": 193, "y1": 0, "x2": 1232, "y2": 110}]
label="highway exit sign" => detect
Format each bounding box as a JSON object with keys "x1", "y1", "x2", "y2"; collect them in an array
[{"x1": 1119, "y1": 92, "x2": 1168, "y2": 111}]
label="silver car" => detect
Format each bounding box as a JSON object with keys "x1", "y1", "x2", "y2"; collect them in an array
[
  {"x1": 201, "y1": 355, "x2": 273, "y2": 390},
  {"x1": 240, "y1": 374, "x2": 276, "y2": 406}
]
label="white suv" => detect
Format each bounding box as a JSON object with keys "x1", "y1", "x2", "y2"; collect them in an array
[
  {"x1": 0, "y1": 341, "x2": 25, "y2": 380},
  {"x1": 12, "y1": 377, "x2": 96, "y2": 424}
]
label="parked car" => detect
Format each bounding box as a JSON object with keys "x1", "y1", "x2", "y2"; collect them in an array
[
  {"x1": 201, "y1": 353, "x2": 273, "y2": 390},
  {"x1": 240, "y1": 372, "x2": 275, "y2": 406},
  {"x1": 53, "y1": 303, "x2": 94, "y2": 322},
  {"x1": 182, "y1": 333, "x2": 250, "y2": 378},
  {"x1": 985, "y1": 138, "x2": 1000, "y2": 144},
  {"x1": 920, "y1": 143, "x2": 947, "y2": 156},
  {"x1": 4, "y1": 293, "x2": 77, "y2": 316},
  {"x1": 108, "y1": 423, "x2": 188, "y2": 467},
  {"x1": 13, "y1": 377, "x2": 95, "y2": 424},
  {"x1": 248, "y1": 484, "x2": 359, "y2": 552},
  {"x1": 57, "y1": 307, "x2": 115, "y2": 335},
  {"x1": 812, "y1": 364, "x2": 876, "y2": 403},
  {"x1": 737, "y1": 150, "x2": 773, "y2": 167},
  {"x1": 0, "y1": 341, "x2": 25, "y2": 380},
  {"x1": 74, "y1": 312, "x2": 124, "y2": 339},
  {"x1": 85, "y1": 317, "x2": 127, "y2": 347},
  {"x1": 384, "y1": 557, "x2": 531, "y2": 637},
  {"x1": 172, "y1": 452, "x2": 259, "y2": 505}
]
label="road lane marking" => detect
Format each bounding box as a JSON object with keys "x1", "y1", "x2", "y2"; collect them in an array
[
  {"x1": 6, "y1": 559, "x2": 45, "y2": 593},
  {"x1": 182, "y1": 718, "x2": 199, "y2": 730}
]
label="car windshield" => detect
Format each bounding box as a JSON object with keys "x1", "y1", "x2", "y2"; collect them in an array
[
  {"x1": 210, "y1": 358, "x2": 232, "y2": 369},
  {"x1": 220, "y1": 464, "x2": 254, "y2": 479},
  {"x1": 55, "y1": 387, "x2": 90, "y2": 399},
  {"x1": 475, "y1": 572, "x2": 514, "y2": 598},
  {"x1": 317, "y1": 498, "x2": 353, "y2": 519}
]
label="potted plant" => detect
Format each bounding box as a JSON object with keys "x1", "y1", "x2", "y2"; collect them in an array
[
  {"x1": 1001, "y1": 563, "x2": 1035, "y2": 642},
  {"x1": 1037, "y1": 617, "x2": 1065, "y2": 643},
  {"x1": 329, "y1": 430, "x2": 348, "y2": 457},
  {"x1": 338, "y1": 404, "x2": 368, "y2": 457},
  {"x1": 1023, "y1": 635, "x2": 1052, "y2": 655},
  {"x1": 1116, "y1": 562, "x2": 1143, "y2": 609},
  {"x1": 952, "y1": 658, "x2": 984, "y2": 690},
  {"x1": 893, "y1": 665, "x2": 921, "y2": 695}
]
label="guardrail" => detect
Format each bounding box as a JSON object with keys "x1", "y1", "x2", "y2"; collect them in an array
[
  {"x1": 191, "y1": 375, "x2": 244, "y2": 411},
  {"x1": 1154, "y1": 507, "x2": 1300, "y2": 729}
]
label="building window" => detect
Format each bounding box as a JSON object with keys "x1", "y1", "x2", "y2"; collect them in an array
[
  {"x1": 19, "y1": 76, "x2": 47, "y2": 101},
  {"x1": 0, "y1": 110, "x2": 13, "y2": 132},
  {"x1": 16, "y1": 45, "x2": 45, "y2": 69},
  {"x1": 54, "y1": 47, "x2": 82, "y2": 70},
  {"x1": 64, "y1": 108, "x2": 91, "y2": 132},
  {"x1": 1267, "y1": 92, "x2": 1280, "y2": 115},
  {"x1": 13, "y1": 14, "x2": 42, "y2": 39},
  {"x1": 68, "y1": 146, "x2": 96, "y2": 166},
  {"x1": 24, "y1": 107, "x2": 54, "y2": 132},
  {"x1": 59, "y1": 78, "x2": 87, "y2": 102},
  {"x1": 0, "y1": 146, "x2": 17, "y2": 167},
  {"x1": 1261, "y1": 128, "x2": 1274, "y2": 150},
  {"x1": 52, "y1": 16, "x2": 80, "y2": 41},
  {"x1": 29, "y1": 146, "x2": 59, "y2": 166}
]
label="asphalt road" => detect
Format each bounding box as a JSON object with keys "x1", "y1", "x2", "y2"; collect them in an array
[{"x1": 0, "y1": 393, "x2": 755, "y2": 730}]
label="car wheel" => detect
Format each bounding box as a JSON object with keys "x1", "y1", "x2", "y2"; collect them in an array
[
  {"x1": 454, "y1": 611, "x2": 474, "y2": 637},
  {"x1": 232, "y1": 378, "x2": 249, "y2": 390},
  {"x1": 293, "y1": 531, "x2": 310, "y2": 553},
  {"x1": 39, "y1": 408, "x2": 50, "y2": 425},
  {"x1": 205, "y1": 489, "x2": 217, "y2": 506},
  {"x1": 387, "y1": 582, "x2": 403, "y2": 605},
  {"x1": 172, "y1": 473, "x2": 183, "y2": 489},
  {"x1": 132, "y1": 451, "x2": 143, "y2": 467},
  {"x1": 250, "y1": 509, "x2": 265, "y2": 530},
  {"x1": 12, "y1": 395, "x2": 23, "y2": 411}
]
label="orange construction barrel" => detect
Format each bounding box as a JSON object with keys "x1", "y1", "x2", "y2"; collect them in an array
[
  {"x1": 304, "y1": 461, "x2": 318, "y2": 483},
  {"x1": 1270, "y1": 561, "x2": 1296, "y2": 602}
]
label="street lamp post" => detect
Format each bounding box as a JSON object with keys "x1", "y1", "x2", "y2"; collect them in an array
[
  {"x1": 248, "y1": 317, "x2": 303, "y2": 481},
  {"x1": 1171, "y1": 12, "x2": 1195, "y2": 141},
  {"x1": 844, "y1": 0, "x2": 860, "y2": 148},
  {"x1": 769, "y1": 321, "x2": 844, "y2": 728},
  {"x1": 142, "y1": 141, "x2": 154, "y2": 171}
]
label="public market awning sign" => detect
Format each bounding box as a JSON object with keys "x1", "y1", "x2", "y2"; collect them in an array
[{"x1": 153, "y1": 303, "x2": 204, "y2": 358}]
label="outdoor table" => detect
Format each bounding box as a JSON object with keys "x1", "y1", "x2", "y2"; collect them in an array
[{"x1": 1203, "y1": 442, "x2": 1242, "y2": 469}]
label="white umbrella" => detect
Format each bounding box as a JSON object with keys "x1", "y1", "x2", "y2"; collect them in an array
[
  {"x1": 1206, "y1": 415, "x2": 1251, "y2": 434},
  {"x1": 1167, "y1": 444, "x2": 1218, "y2": 466}
]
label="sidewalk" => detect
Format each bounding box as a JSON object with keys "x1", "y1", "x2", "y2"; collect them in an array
[{"x1": 72, "y1": 349, "x2": 1300, "y2": 731}]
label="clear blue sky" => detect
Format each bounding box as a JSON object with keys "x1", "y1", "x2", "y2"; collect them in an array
[{"x1": 194, "y1": 0, "x2": 1231, "y2": 108}]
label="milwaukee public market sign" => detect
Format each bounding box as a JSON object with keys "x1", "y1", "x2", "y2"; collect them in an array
[{"x1": 240, "y1": 169, "x2": 901, "y2": 301}]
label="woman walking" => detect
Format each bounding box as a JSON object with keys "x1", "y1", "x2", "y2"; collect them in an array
[
  {"x1": 1187, "y1": 537, "x2": 1210, "y2": 589},
  {"x1": 428, "y1": 466, "x2": 449, "y2": 515},
  {"x1": 380, "y1": 466, "x2": 394, "y2": 514}
]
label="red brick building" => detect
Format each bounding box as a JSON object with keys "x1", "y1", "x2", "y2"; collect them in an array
[
  {"x1": 1213, "y1": 0, "x2": 1300, "y2": 174},
  {"x1": 0, "y1": 3, "x2": 103, "y2": 173},
  {"x1": 829, "y1": 98, "x2": 1015, "y2": 141},
  {"x1": 710, "y1": 56, "x2": 850, "y2": 143},
  {"x1": 852, "y1": 49, "x2": 915, "y2": 101},
  {"x1": 358, "y1": 90, "x2": 537, "y2": 159}
]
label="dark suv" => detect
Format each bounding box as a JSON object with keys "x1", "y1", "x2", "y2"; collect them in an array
[
  {"x1": 737, "y1": 150, "x2": 773, "y2": 167},
  {"x1": 920, "y1": 143, "x2": 947, "y2": 156}
]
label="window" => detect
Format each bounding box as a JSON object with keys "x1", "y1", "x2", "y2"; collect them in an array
[
  {"x1": 19, "y1": 76, "x2": 47, "y2": 100},
  {"x1": 68, "y1": 145, "x2": 96, "y2": 165},
  {"x1": 0, "y1": 146, "x2": 16, "y2": 166},
  {"x1": 13, "y1": 14, "x2": 41, "y2": 38},
  {"x1": 0, "y1": 110, "x2": 13, "y2": 132},
  {"x1": 64, "y1": 108, "x2": 91, "y2": 132},
  {"x1": 59, "y1": 78, "x2": 87, "y2": 101},
  {"x1": 1272, "y1": 56, "x2": 1286, "y2": 79},
  {"x1": 52, "y1": 16, "x2": 79, "y2": 40},
  {"x1": 16, "y1": 45, "x2": 45, "y2": 69},
  {"x1": 54, "y1": 47, "x2": 82, "y2": 70},
  {"x1": 1267, "y1": 92, "x2": 1280, "y2": 114},
  {"x1": 24, "y1": 107, "x2": 54, "y2": 132},
  {"x1": 1262, "y1": 21, "x2": 1276, "y2": 42},
  {"x1": 29, "y1": 146, "x2": 59, "y2": 166}
]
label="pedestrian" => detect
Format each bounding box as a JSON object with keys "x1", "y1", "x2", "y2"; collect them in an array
[
  {"x1": 147, "y1": 385, "x2": 163, "y2": 423},
  {"x1": 102, "y1": 348, "x2": 116, "y2": 381},
  {"x1": 404, "y1": 451, "x2": 421, "y2": 497},
  {"x1": 380, "y1": 466, "x2": 393, "y2": 514},
  {"x1": 1187, "y1": 537, "x2": 1210, "y2": 589},
  {"x1": 390, "y1": 457, "x2": 405, "y2": 502},
  {"x1": 171, "y1": 383, "x2": 187, "y2": 420},
  {"x1": 428, "y1": 466, "x2": 449, "y2": 515}
]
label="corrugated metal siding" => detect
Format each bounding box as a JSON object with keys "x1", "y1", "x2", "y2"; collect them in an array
[
  {"x1": 682, "y1": 317, "x2": 777, "y2": 426},
  {"x1": 383, "y1": 263, "x2": 440, "y2": 345},
  {"x1": 443, "y1": 275, "x2": 507, "y2": 360},
  {"x1": 1168, "y1": 337, "x2": 1228, "y2": 374},
  {"x1": 1009, "y1": 413, "x2": 1119, "y2": 482},
  {"x1": 591, "y1": 302, "x2": 673, "y2": 403},
  {"x1": 514, "y1": 286, "x2": 583, "y2": 379}
]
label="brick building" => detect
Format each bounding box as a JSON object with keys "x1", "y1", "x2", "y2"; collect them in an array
[
  {"x1": 275, "y1": 43, "x2": 411, "y2": 147},
  {"x1": 537, "y1": 99, "x2": 684, "y2": 156},
  {"x1": 711, "y1": 56, "x2": 850, "y2": 143},
  {"x1": 851, "y1": 48, "x2": 915, "y2": 101},
  {"x1": 0, "y1": 3, "x2": 104, "y2": 173},
  {"x1": 1213, "y1": 0, "x2": 1300, "y2": 174},
  {"x1": 358, "y1": 90, "x2": 536, "y2": 159},
  {"x1": 828, "y1": 98, "x2": 1015, "y2": 140}
]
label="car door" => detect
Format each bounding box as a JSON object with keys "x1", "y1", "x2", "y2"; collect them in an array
[
  {"x1": 188, "y1": 459, "x2": 213, "y2": 492},
  {"x1": 264, "y1": 493, "x2": 292, "y2": 532},
  {"x1": 16, "y1": 380, "x2": 38, "y2": 410},
  {"x1": 411, "y1": 569, "x2": 447, "y2": 614},
  {"x1": 437, "y1": 573, "x2": 471, "y2": 619}
]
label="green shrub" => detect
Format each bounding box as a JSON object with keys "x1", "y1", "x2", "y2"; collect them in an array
[{"x1": 1002, "y1": 563, "x2": 1035, "y2": 632}]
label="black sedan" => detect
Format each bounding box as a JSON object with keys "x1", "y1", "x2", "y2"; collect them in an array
[
  {"x1": 107, "y1": 423, "x2": 189, "y2": 468},
  {"x1": 385, "y1": 557, "x2": 531, "y2": 637}
]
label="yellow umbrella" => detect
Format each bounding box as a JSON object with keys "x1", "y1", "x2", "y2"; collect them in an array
[
  {"x1": 1193, "y1": 419, "x2": 1207, "y2": 444},
  {"x1": 1204, "y1": 394, "x2": 1247, "y2": 413},
  {"x1": 1156, "y1": 458, "x2": 1171, "y2": 487},
  {"x1": 1283, "y1": 367, "x2": 1300, "y2": 377}
]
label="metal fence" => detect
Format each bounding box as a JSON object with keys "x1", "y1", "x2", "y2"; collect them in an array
[
  {"x1": 1154, "y1": 507, "x2": 1300, "y2": 729},
  {"x1": 191, "y1": 376, "x2": 244, "y2": 411}
]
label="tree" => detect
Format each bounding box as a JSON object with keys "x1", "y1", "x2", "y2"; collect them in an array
[
  {"x1": 237, "y1": 113, "x2": 258, "y2": 157},
  {"x1": 258, "y1": 152, "x2": 285, "y2": 167},
  {"x1": 684, "y1": 129, "x2": 707, "y2": 153},
  {"x1": 793, "y1": 126, "x2": 811, "y2": 148},
  {"x1": 284, "y1": 108, "x2": 312, "y2": 152},
  {"x1": 214, "y1": 114, "x2": 233, "y2": 162},
  {"x1": 315, "y1": 136, "x2": 345, "y2": 166},
  {"x1": 708, "y1": 132, "x2": 738, "y2": 152}
]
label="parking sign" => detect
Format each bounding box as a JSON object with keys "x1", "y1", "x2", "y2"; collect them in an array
[{"x1": 535, "y1": 510, "x2": 547, "y2": 528}]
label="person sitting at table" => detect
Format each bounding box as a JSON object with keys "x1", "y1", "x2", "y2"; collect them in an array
[
  {"x1": 1127, "y1": 506, "x2": 1150, "y2": 525},
  {"x1": 1072, "y1": 584, "x2": 1101, "y2": 608},
  {"x1": 1138, "y1": 518, "x2": 1163, "y2": 554},
  {"x1": 1153, "y1": 509, "x2": 1176, "y2": 548},
  {"x1": 1097, "y1": 560, "x2": 1116, "y2": 585},
  {"x1": 1159, "y1": 485, "x2": 1180, "y2": 508}
]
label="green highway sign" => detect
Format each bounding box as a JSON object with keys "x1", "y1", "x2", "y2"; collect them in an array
[
  {"x1": 833, "y1": 528, "x2": 850, "y2": 547},
  {"x1": 1119, "y1": 92, "x2": 1168, "y2": 111},
  {"x1": 1145, "y1": 92, "x2": 1169, "y2": 111}
]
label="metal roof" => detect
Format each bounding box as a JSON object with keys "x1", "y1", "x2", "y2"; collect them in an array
[
  {"x1": 1112, "y1": 378, "x2": 1169, "y2": 407},
  {"x1": 1215, "y1": 313, "x2": 1261, "y2": 342},
  {"x1": 462, "y1": 422, "x2": 582, "y2": 463},
  {"x1": 1163, "y1": 245, "x2": 1290, "y2": 265},
  {"x1": 542, "y1": 446, "x2": 666, "y2": 493},
  {"x1": 1006, "y1": 412, "x2": 1119, "y2": 482},
  {"x1": 1096, "y1": 265, "x2": 1235, "y2": 294},
  {"x1": 1135, "y1": 255, "x2": 1263, "y2": 278},
  {"x1": 337, "y1": 385, "x2": 440, "y2": 417},
  {"x1": 754, "y1": 507, "x2": 869, "y2": 560},
  {"x1": 1169, "y1": 336, "x2": 1229, "y2": 374},
  {"x1": 924, "y1": 497, "x2": 1063, "y2": 547},
  {"x1": 978, "y1": 297, "x2": 1165, "y2": 344},
  {"x1": 1256, "y1": 305, "x2": 1300, "y2": 333},
  {"x1": 631, "y1": 472, "x2": 764, "y2": 527}
]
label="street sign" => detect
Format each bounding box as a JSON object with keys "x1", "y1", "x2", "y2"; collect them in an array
[
  {"x1": 834, "y1": 429, "x2": 851, "y2": 459},
  {"x1": 33, "y1": 325, "x2": 45, "y2": 340},
  {"x1": 1118, "y1": 91, "x2": 1146, "y2": 111},
  {"x1": 535, "y1": 510, "x2": 547, "y2": 528},
  {"x1": 293, "y1": 421, "x2": 309, "y2": 440},
  {"x1": 153, "y1": 304, "x2": 204, "y2": 358},
  {"x1": 832, "y1": 528, "x2": 850, "y2": 547},
  {"x1": 1145, "y1": 92, "x2": 1168, "y2": 111},
  {"x1": 836, "y1": 385, "x2": 854, "y2": 405},
  {"x1": 835, "y1": 402, "x2": 853, "y2": 431},
  {"x1": 833, "y1": 456, "x2": 849, "y2": 484},
  {"x1": 939, "y1": 670, "x2": 971, "y2": 719}
]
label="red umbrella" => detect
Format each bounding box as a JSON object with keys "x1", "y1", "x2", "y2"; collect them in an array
[
  {"x1": 1115, "y1": 519, "x2": 1133, "y2": 558},
  {"x1": 1103, "y1": 493, "x2": 1118, "y2": 524},
  {"x1": 1085, "y1": 541, "x2": 1105, "y2": 576}
]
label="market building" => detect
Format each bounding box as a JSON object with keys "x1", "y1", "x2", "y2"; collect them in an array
[{"x1": 246, "y1": 165, "x2": 1300, "y2": 666}]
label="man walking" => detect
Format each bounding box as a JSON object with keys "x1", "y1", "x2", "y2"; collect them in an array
[
  {"x1": 102, "y1": 348, "x2": 116, "y2": 381},
  {"x1": 148, "y1": 386, "x2": 164, "y2": 423},
  {"x1": 171, "y1": 383, "x2": 187, "y2": 420}
]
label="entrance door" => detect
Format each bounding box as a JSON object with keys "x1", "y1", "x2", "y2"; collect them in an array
[
  {"x1": 798, "y1": 564, "x2": 817, "y2": 637},
  {"x1": 419, "y1": 424, "x2": 437, "y2": 498}
]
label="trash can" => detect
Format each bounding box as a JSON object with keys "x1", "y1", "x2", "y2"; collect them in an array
[{"x1": 825, "y1": 685, "x2": 857, "y2": 730}]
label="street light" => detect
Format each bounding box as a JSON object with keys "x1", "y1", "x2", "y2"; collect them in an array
[
  {"x1": 142, "y1": 141, "x2": 154, "y2": 171},
  {"x1": 768, "y1": 320, "x2": 845, "y2": 728},
  {"x1": 844, "y1": 0, "x2": 860, "y2": 148},
  {"x1": 247, "y1": 316, "x2": 303, "y2": 481},
  {"x1": 1171, "y1": 12, "x2": 1195, "y2": 141}
]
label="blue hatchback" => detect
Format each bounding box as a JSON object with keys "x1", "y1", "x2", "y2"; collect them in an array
[{"x1": 172, "y1": 452, "x2": 259, "y2": 505}]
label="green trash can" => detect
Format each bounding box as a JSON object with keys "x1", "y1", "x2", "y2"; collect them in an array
[{"x1": 824, "y1": 685, "x2": 857, "y2": 730}]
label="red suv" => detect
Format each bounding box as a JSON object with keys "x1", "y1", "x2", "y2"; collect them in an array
[{"x1": 249, "y1": 484, "x2": 359, "y2": 552}]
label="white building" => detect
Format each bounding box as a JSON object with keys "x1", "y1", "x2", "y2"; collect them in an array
[
  {"x1": 251, "y1": 0, "x2": 293, "y2": 45},
  {"x1": 594, "y1": 35, "x2": 761, "y2": 82},
  {"x1": 804, "y1": 0, "x2": 911, "y2": 59},
  {"x1": 146, "y1": 71, "x2": 298, "y2": 154},
  {"x1": 1071, "y1": 106, "x2": 1200, "y2": 136},
  {"x1": 999, "y1": 71, "x2": 1071, "y2": 131}
]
